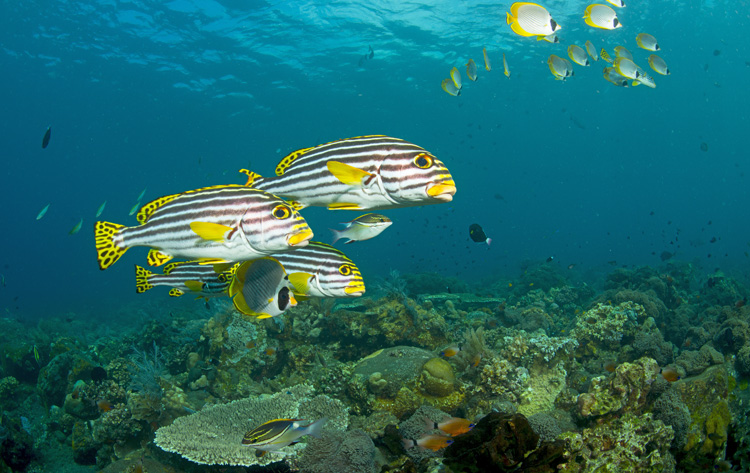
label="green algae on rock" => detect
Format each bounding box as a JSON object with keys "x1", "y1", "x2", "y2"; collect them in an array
[{"x1": 418, "y1": 357, "x2": 455, "y2": 397}]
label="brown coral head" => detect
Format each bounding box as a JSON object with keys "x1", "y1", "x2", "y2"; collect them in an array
[{"x1": 578, "y1": 393, "x2": 596, "y2": 417}]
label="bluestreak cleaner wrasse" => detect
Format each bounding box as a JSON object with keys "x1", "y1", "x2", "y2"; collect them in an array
[
  {"x1": 94, "y1": 185, "x2": 313, "y2": 270},
  {"x1": 242, "y1": 418, "x2": 327, "y2": 451},
  {"x1": 506, "y1": 3, "x2": 561, "y2": 38},
  {"x1": 229, "y1": 257, "x2": 296, "y2": 319},
  {"x1": 134, "y1": 261, "x2": 236, "y2": 297},
  {"x1": 239, "y1": 136, "x2": 456, "y2": 211},
  {"x1": 274, "y1": 241, "x2": 365, "y2": 298},
  {"x1": 331, "y1": 213, "x2": 392, "y2": 244}
]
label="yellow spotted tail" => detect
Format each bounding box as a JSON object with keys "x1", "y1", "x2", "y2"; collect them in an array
[
  {"x1": 134, "y1": 265, "x2": 154, "y2": 293},
  {"x1": 94, "y1": 221, "x2": 128, "y2": 270}
]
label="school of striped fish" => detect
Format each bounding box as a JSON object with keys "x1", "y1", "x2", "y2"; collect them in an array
[
  {"x1": 441, "y1": 1, "x2": 669, "y2": 94},
  {"x1": 94, "y1": 135, "x2": 456, "y2": 318}
]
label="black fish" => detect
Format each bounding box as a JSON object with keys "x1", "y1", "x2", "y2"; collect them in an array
[
  {"x1": 660, "y1": 251, "x2": 674, "y2": 261},
  {"x1": 42, "y1": 126, "x2": 51, "y2": 149},
  {"x1": 469, "y1": 223, "x2": 491, "y2": 246}
]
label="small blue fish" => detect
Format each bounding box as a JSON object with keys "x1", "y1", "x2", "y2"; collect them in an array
[
  {"x1": 69, "y1": 218, "x2": 83, "y2": 235},
  {"x1": 36, "y1": 204, "x2": 50, "y2": 220},
  {"x1": 95, "y1": 201, "x2": 107, "y2": 218}
]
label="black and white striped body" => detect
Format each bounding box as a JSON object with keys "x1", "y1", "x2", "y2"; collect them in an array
[
  {"x1": 274, "y1": 242, "x2": 365, "y2": 297},
  {"x1": 249, "y1": 136, "x2": 456, "y2": 211},
  {"x1": 147, "y1": 261, "x2": 232, "y2": 296},
  {"x1": 118, "y1": 186, "x2": 311, "y2": 262}
]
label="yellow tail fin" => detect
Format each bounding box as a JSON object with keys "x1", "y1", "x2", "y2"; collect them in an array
[
  {"x1": 134, "y1": 265, "x2": 154, "y2": 293},
  {"x1": 94, "y1": 221, "x2": 127, "y2": 270}
]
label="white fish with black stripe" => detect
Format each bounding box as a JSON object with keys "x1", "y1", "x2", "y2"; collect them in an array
[
  {"x1": 94, "y1": 185, "x2": 313, "y2": 270},
  {"x1": 239, "y1": 135, "x2": 456, "y2": 211}
]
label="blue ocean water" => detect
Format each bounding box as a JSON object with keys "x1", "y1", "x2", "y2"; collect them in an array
[{"x1": 0, "y1": 0, "x2": 748, "y2": 322}]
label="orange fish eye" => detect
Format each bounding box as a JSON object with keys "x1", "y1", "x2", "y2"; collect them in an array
[
  {"x1": 272, "y1": 205, "x2": 291, "y2": 219},
  {"x1": 339, "y1": 264, "x2": 352, "y2": 276},
  {"x1": 413, "y1": 153, "x2": 433, "y2": 169}
]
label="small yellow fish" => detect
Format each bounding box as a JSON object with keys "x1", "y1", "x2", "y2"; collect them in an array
[
  {"x1": 466, "y1": 59, "x2": 478, "y2": 81},
  {"x1": 585, "y1": 40, "x2": 598, "y2": 61},
  {"x1": 584, "y1": 4, "x2": 621, "y2": 30},
  {"x1": 69, "y1": 218, "x2": 83, "y2": 235},
  {"x1": 648, "y1": 54, "x2": 670, "y2": 75},
  {"x1": 482, "y1": 48, "x2": 492, "y2": 71},
  {"x1": 600, "y1": 47, "x2": 613, "y2": 64},
  {"x1": 129, "y1": 201, "x2": 141, "y2": 216},
  {"x1": 614, "y1": 45, "x2": 633, "y2": 60},
  {"x1": 636, "y1": 33, "x2": 660, "y2": 51},
  {"x1": 36, "y1": 204, "x2": 50, "y2": 220},
  {"x1": 441, "y1": 78, "x2": 460, "y2": 96},
  {"x1": 547, "y1": 54, "x2": 574, "y2": 80},
  {"x1": 95, "y1": 201, "x2": 107, "y2": 218},
  {"x1": 568, "y1": 45, "x2": 590, "y2": 66},
  {"x1": 33, "y1": 345, "x2": 40, "y2": 365},
  {"x1": 450, "y1": 67, "x2": 462, "y2": 90},
  {"x1": 605, "y1": 0, "x2": 625, "y2": 7},
  {"x1": 502, "y1": 53, "x2": 511, "y2": 78},
  {"x1": 506, "y1": 2, "x2": 561, "y2": 37}
]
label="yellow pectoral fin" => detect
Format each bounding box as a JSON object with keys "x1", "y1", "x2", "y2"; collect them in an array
[
  {"x1": 288, "y1": 272, "x2": 312, "y2": 295},
  {"x1": 328, "y1": 203, "x2": 362, "y2": 210},
  {"x1": 190, "y1": 222, "x2": 233, "y2": 242},
  {"x1": 326, "y1": 161, "x2": 372, "y2": 186},
  {"x1": 184, "y1": 280, "x2": 204, "y2": 292},
  {"x1": 168, "y1": 288, "x2": 184, "y2": 297},
  {"x1": 147, "y1": 249, "x2": 173, "y2": 267},
  {"x1": 255, "y1": 313, "x2": 274, "y2": 320}
]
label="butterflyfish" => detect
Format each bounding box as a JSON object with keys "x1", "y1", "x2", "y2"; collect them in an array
[
  {"x1": 441, "y1": 78, "x2": 460, "y2": 96},
  {"x1": 614, "y1": 57, "x2": 656, "y2": 88},
  {"x1": 614, "y1": 45, "x2": 633, "y2": 60},
  {"x1": 506, "y1": 3, "x2": 560, "y2": 38},
  {"x1": 239, "y1": 135, "x2": 456, "y2": 211},
  {"x1": 568, "y1": 45, "x2": 590, "y2": 66},
  {"x1": 69, "y1": 218, "x2": 83, "y2": 235},
  {"x1": 604, "y1": 0, "x2": 625, "y2": 7},
  {"x1": 450, "y1": 67, "x2": 462, "y2": 89},
  {"x1": 600, "y1": 47, "x2": 614, "y2": 64},
  {"x1": 94, "y1": 185, "x2": 312, "y2": 270},
  {"x1": 466, "y1": 59, "x2": 478, "y2": 81},
  {"x1": 585, "y1": 40, "x2": 599, "y2": 61},
  {"x1": 229, "y1": 257, "x2": 296, "y2": 319},
  {"x1": 331, "y1": 213, "x2": 392, "y2": 244},
  {"x1": 135, "y1": 261, "x2": 236, "y2": 298},
  {"x1": 469, "y1": 223, "x2": 492, "y2": 246},
  {"x1": 95, "y1": 201, "x2": 107, "y2": 218},
  {"x1": 648, "y1": 54, "x2": 670, "y2": 75},
  {"x1": 42, "y1": 126, "x2": 51, "y2": 149},
  {"x1": 275, "y1": 241, "x2": 365, "y2": 298},
  {"x1": 583, "y1": 4, "x2": 621, "y2": 30},
  {"x1": 537, "y1": 33, "x2": 559, "y2": 43},
  {"x1": 242, "y1": 418, "x2": 327, "y2": 451},
  {"x1": 503, "y1": 53, "x2": 511, "y2": 78},
  {"x1": 636, "y1": 33, "x2": 660, "y2": 51},
  {"x1": 36, "y1": 204, "x2": 50, "y2": 220},
  {"x1": 547, "y1": 54, "x2": 574, "y2": 80},
  {"x1": 482, "y1": 48, "x2": 492, "y2": 71},
  {"x1": 602, "y1": 67, "x2": 630, "y2": 87}
]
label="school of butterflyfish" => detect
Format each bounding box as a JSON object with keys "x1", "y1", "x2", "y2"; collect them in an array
[
  {"x1": 95, "y1": 135, "x2": 456, "y2": 319},
  {"x1": 441, "y1": 1, "x2": 670, "y2": 95}
]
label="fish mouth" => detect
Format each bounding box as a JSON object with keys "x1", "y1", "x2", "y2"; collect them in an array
[
  {"x1": 344, "y1": 281, "x2": 366, "y2": 296},
  {"x1": 427, "y1": 180, "x2": 457, "y2": 201},
  {"x1": 287, "y1": 227, "x2": 313, "y2": 247}
]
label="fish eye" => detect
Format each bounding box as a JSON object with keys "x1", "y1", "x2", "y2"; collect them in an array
[
  {"x1": 272, "y1": 205, "x2": 291, "y2": 219},
  {"x1": 339, "y1": 264, "x2": 352, "y2": 276},
  {"x1": 413, "y1": 153, "x2": 433, "y2": 169}
]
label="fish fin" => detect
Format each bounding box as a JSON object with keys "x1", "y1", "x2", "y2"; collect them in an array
[
  {"x1": 190, "y1": 222, "x2": 233, "y2": 242},
  {"x1": 295, "y1": 294, "x2": 310, "y2": 302},
  {"x1": 94, "y1": 221, "x2": 128, "y2": 270},
  {"x1": 162, "y1": 261, "x2": 183, "y2": 274},
  {"x1": 147, "y1": 249, "x2": 173, "y2": 267},
  {"x1": 326, "y1": 161, "x2": 373, "y2": 185},
  {"x1": 328, "y1": 202, "x2": 362, "y2": 210},
  {"x1": 275, "y1": 147, "x2": 315, "y2": 176},
  {"x1": 136, "y1": 193, "x2": 181, "y2": 225},
  {"x1": 184, "y1": 280, "x2": 204, "y2": 292},
  {"x1": 239, "y1": 169, "x2": 263, "y2": 187},
  {"x1": 330, "y1": 228, "x2": 342, "y2": 244},
  {"x1": 213, "y1": 262, "x2": 235, "y2": 274},
  {"x1": 255, "y1": 312, "x2": 274, "y2": 320},
  {"x1": 134, "y1": 265, "x2": 154, "y2": 293},
  {"x1": 505, "y1": 11, "x2": 515, "y2": 24},
  {"x1": 509, "y1": 21, "x2": 533, "y2": 37},
  {"x1": 288, "y1": 200, "x2": 306, "y2": 211},
  {"x1": 288, "y1": 272, "x2": 313, "y2": 295},
  {"x1": 168, "y1": 288, "x2": 184, "y2": 297}
]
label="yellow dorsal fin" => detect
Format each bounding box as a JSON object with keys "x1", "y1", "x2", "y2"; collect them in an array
[
  {"x1": 288, "y1": 272, "x2": 313, "y2": 295},
  {"x1": 162, "y1": 261, "x2": 183, "y2": 275},
  {"x1": 190, "y1": 222, "x2": 233, "y2": 242},
  {"x1": 328, "y1": 202, "x2": 362, "y2": 210},
  {"x1": 184, "y1": 280, "x2": 204, "y2": 292},
  {"x1": 239, "y1": 169, "x2": 262, "y2": 187},
  {"x1": 134, "y1": 265, "x2": 154, "y2": 293},
  {"x1": 147, "y1": 249, "x2": 173, "y2": 267},
  {"x1": 275, "y1": 147, "x2": 315, "y2": 176},
  {"x1": 137, "y1": 194, "x2": 181, "y2": 224},
  {"x1": 327, "y1": 161, "x2": 372, "y2": 185},
  {"x1": 168, "y1": 288, "x2": 184, "y2": 297}
]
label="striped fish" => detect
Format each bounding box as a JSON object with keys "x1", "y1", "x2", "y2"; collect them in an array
[
  {"x1": 274, "y1": 241, "x2": 365, "y2": 298},
  {"x1": 134, "y1": 261, "x2": 237, "y2": 298},
  {"x1": 239, "y1": 135, "x2": 456, "y2": 211},
  {"x1": 94, "y1": 185, "x2": 313, "y2": 270},
  {"x1": 242, "y1": 418, "x2": 327, "y2": 452}
]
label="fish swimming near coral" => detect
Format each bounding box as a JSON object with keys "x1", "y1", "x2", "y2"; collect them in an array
[
  {"x1": 402, "y1": 433, "x2": 454, "y2": 451},
  {"x1": 134, "y1": 261, "x2": 236, "y2": 298},
  {"x1": 229, "y1": 257, "x2": 297, "y2": 319},
  {"x1": 425, "y1": 417, "x2": 475, "y2": 436},
  {"x1": 241, "y1": 418, "x2": 327, "y2": 452},
  {"x1": 331, "y1": 213, "x2": 392, "y2": 244},
  {"x1": 94, "y1": 185, "x2": 312, "y2": 270},
  {"x1": 239, "y1": 135, "x2": 456, "y2": 211}
]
